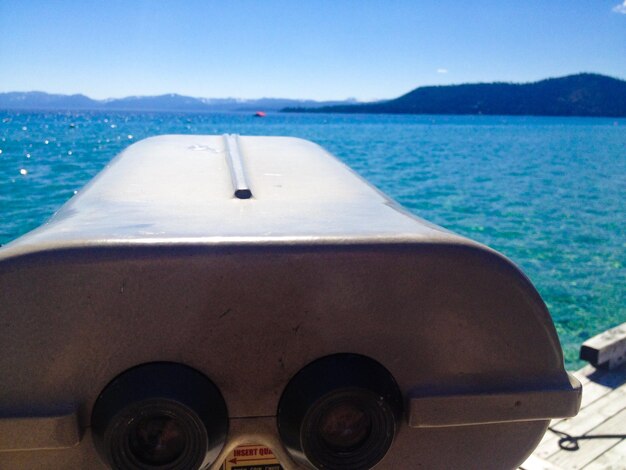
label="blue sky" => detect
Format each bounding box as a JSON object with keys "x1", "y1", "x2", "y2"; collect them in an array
[{"x1": 0, "y1": 0, "x2": 625, "y2": 100}]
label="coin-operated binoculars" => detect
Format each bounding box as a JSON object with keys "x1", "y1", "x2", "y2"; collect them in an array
[{"x1": 0, "y1": 135, "x2": 580, "y2": 469}]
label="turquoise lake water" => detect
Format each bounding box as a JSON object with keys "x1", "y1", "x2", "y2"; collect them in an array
[{"x1": 1, "y1": 111, "x2": 624, "y2": 368}]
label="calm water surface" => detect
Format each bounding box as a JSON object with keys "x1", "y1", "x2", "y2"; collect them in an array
[{"x1": 1, "y1": 111, "x2": 624, "y2": 368}]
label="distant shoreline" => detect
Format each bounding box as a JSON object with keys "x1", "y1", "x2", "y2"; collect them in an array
[
  {"x1": 1, "y1": 73, "x2": 625, "y2": 117},
  {"x1": 284, "y1": 73, "x2": 626, "y2": 118},
  {"x1": 0, "y1": 93, "x2": 359, "y2": 114},
  {"x1": 1, "y1": 109, "x2": 625, "y2": 122}
]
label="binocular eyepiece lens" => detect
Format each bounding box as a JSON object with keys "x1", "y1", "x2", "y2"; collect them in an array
[
  {"x1": 318, "y1": 399, "x2": 371, "y2": 451},
  {"x1": 278, "y1": 354, "x2": 402, "y2": 470},
  {"x1": 92, "y1": 363, "x2": 228, "y2": 470},
  {"x1": 128, "y1": 413, "x2": 186, "y2": 466}
]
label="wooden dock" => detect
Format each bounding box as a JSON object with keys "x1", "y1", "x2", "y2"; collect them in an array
[{"x1": 521, "y1": 323, "x2": 626, "y2": 470}]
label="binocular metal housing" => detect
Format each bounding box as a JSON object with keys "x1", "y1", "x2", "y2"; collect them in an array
[{"x1": 0, "y1": 135, "x2": 581, "y2": 469}]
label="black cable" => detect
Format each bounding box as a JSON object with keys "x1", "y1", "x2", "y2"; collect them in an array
[{"x1": 548, "y1": 427, "x2": 626, "y2": 451}]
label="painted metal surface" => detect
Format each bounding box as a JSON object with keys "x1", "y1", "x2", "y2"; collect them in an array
[
  {"x1": 0, "y1": 135, "x2": 454, "y2": 256},
  {"x1": 0, "y1": 135, "x2": 580, "y2": 469}
]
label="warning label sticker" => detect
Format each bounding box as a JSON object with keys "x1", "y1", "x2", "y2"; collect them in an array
[{"x1": 221, "y1": 444, "x2": 283, "y2": 470}]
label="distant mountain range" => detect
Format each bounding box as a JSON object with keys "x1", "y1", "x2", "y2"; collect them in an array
[
  {"x1": 2, "y1": 74, "x2": 625, "y2": 116},
  {"x1": 0, "y1": 92, "x2": 357, "y2": 112},
  {"x1": 285, "y1": 74, "x2": 626, "y2": 117}
]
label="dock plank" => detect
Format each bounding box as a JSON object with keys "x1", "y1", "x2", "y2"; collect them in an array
[
  {"x1": 583, "y1": 438, "x2": 626, "y2": 469},
  {"x1": 580, "y1": 322, "x2": 626, "y2": 370},
  {"x1": 519, "y1": 454, "x2": 565, "y2": 470}
]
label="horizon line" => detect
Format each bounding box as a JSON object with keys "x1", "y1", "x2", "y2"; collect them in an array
[{"x1": 1, "y1": 72, "x2": 623, "y2": 103}]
